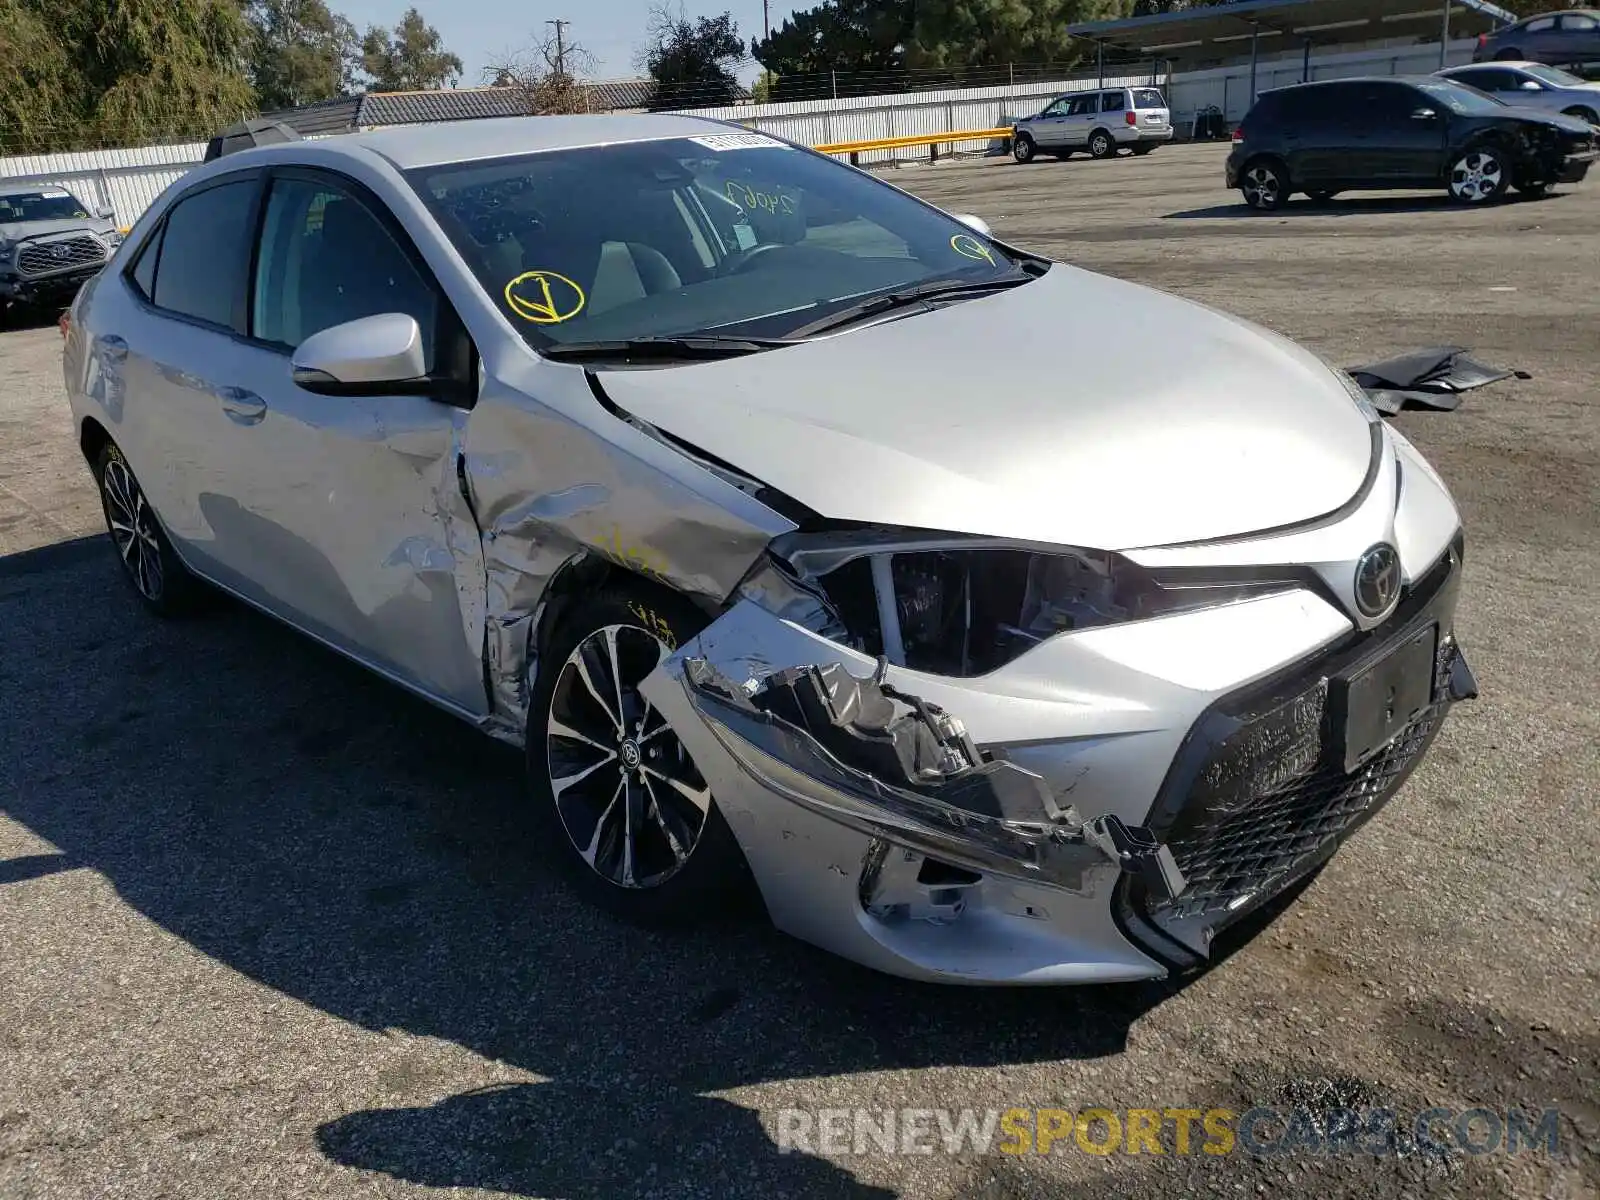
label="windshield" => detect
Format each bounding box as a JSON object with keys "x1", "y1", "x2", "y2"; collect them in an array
[
  {"x1": 1522, "y1": 63, "x2": 1585, "y2": 87},
  {"x1": 1416, "y1": 80, "x2": 1508, "y2": 115},
  {"x1": 407, "y1": 132, "x2": 1025, "y2": 347},
  {"x1": 0, "y1": 190, "x2": 92, "y2": 223}
]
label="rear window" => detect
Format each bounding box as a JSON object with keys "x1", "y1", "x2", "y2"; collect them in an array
[{"x1": 1132, "y1": 89, "x2": 1166, "y2": 109}]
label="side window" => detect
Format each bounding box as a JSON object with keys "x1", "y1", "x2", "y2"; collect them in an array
[
  {"x1": 1041, "y1": 98, "x2": 1069, "y2": 117},
  {"x1": 150, "y1": 179, "x2": 257, "y2": 327},
  {"x1": 1525, "y1": 17, "x2": 1555, "y2": 32},
  {"x1": 251, "y1": 176, "x2": 438, "y2": 366},
  {"x1": 1363, "y1": 83, "x2": 1420, "y2": 124},
  {"x1": 1066, "y1": 95, "x2": 1094, "y2": 117},
  {"x1": 128, "y1": 223, "x2": 163, "y2": 301},
  {"x1": 1102, "y1": 92, "x2": 1125, "y2": 113},
  {"x1": 1562, "y1": 14, "x2": 1596, "y2": 30}
]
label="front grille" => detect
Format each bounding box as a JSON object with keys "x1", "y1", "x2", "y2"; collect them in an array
[
  {"x1": 17, "y1": 235, "x2": 106, "y2": 278},
  {"x1": 1119, "y1": 543, "x2": 1463, "y2": 967},
  {"x1": 1156, "y1": 643, "x2": 1451, "y2": 929}
]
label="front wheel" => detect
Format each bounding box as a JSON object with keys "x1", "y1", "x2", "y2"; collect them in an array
[
  {"x1": 526, "y1": 584, "x2": 748, "y2": 922},
  {"x1": 1240, "y1": 159, "x2": 1289, "y2": 210},
  {"x1": 1012, "y1": 132, "x2": 1036, "y2": 163},
  {"x1": 1447, "y1": 146, "x2": 1508, "y2": 204},
  {"x1": 1088, "y1": 130, "x2": 1116, "y2": 159}
]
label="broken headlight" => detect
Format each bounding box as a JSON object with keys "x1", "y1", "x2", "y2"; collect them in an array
[{"x1": 739, "y1": 529, "x2": 1295, "y2": 677}]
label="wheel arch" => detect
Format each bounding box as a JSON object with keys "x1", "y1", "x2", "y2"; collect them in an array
[{"x1": 80, "y1": 415, "x2": 112, "y2": 474}]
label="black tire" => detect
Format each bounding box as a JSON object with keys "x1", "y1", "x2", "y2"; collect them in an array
[
  {"x1": 93, "y1": 441, "x2": 205, "y2": 616},
  {"x1": 1051, "y1": 150, "x2": 1073, "y2": 160},
  {"x1": 1447, "y1": 144, "x2": 1509, "y2": 204},
  {"x1": 525, "y1": 582, "x2": 749, "y2": 924},
  {"x1": 1561, "y1": 106, "x2": 1598, "y2": 125},
  {"x1": 1130, "y1": 143, "x2": 1155, "y2": 156},
  {"x1": 1516, "y1": 179, "x2": 1550, "y2": 198},
  {"x1": 1307, "y1": 190, "x2": 1340, "y2": 204},
  {"x1": 1493, "y1": 48, "x2": 1522, "y2": 62},
  {"x1": 1239, "y1": 157, "x2": 1289, "y2": 210},
  {"x1": 1088, "y1": 129, "x2": 1116, "y2": 159},
  {"x1": 1012, "y1": 132, "x2": 1036, "y2": 163}
]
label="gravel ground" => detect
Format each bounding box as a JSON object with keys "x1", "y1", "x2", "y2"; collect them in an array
[{"x1": 0, "y1": 143, "x2": 1595, "y2": 1199}]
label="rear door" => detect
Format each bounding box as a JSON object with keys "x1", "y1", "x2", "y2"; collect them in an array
[
  {"x1": 107, "y1": 172, "x2": 265, "y2": 572},
  {"x1": 1062, "y1": 93, "x2": 1098, "y2": 146},
  {"x1": 1279, "y1": 84, "x2": 1350, "y2": 186},
  {"x1": 1521, "y1": 15, "x2": 1562, "y2": 62},
  {"x1": 214, "y1": 168, "x2": 488, "y2": 712}
]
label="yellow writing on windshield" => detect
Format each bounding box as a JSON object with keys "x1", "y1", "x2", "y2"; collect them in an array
[
  {"x1": 724, "y1": 180, "x2": 798, "y2": 216},
  {"x1": 504, "y1": 269, "x2": 586, "y2": 324},
  {"x1": 950, "y1": 234, "x2": 995, "y2": 265}
]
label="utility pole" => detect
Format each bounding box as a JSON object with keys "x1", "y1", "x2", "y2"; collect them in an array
[
  {"x1": 547, "y1": 19, "x2": 569, "y2": 77},
  {"x1": 1438, "y1": 0, "x2": 1451, "y2": 70},
  {"x1": 762, "y1": 0, "x2": 772, "y2": 100}
]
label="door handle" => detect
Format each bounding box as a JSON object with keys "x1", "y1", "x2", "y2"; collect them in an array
[
  {"x1": 98, "y1": 335, "x2": 128, "y2": 363},
  {"x1": 216, "y1": 386, "x2": 268, "y2": 425}
]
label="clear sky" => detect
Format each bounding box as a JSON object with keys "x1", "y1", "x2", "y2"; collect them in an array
[{"x1": 339, "y1": 0, "x2": 805, "y2": 86}]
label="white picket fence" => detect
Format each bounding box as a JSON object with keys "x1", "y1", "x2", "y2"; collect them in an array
[{"x1": 0, "y1": 39, "x2": 1477, "y2": 227}]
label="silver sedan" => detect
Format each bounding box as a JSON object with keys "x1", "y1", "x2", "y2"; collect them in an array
[
  {"x1": 63, "y1": 114, "x2": 1476, "y2": 984},
  {"x1": 1438, "y1": 61, "x2": 1600, "y2": 125}
]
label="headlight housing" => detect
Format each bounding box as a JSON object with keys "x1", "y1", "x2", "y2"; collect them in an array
[
  {"x1": 739, "y1": 528, "x2": 1298, "y2": 677},
  {"x1": 100, "y1": 229, "x2": 124, "y2": 250}
]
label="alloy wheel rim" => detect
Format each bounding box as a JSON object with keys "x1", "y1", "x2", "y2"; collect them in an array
[
  {"x1": 102, "y1": 458, "x2": 163, "y2": 601},
  {"x1": 1244, "y1": 166, "x2": 1279, "y2": 207},
  {"x1": 1092, "y1": 135, "x2": 1110, "y2": 156},
  {"x1": 1451, "y1": 152, "x2": 1501, "y2": 202},
  {"x1": 545, "y1": 623, "x2": 710, "y2": 889},
  {"x1": 1014, "y1": 139, "x2": 1030, "y2": 160}
]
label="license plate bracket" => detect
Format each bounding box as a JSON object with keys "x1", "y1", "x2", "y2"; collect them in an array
[{"x1": 1332, "y1": 625, "x2": 1437, "y2": 773}]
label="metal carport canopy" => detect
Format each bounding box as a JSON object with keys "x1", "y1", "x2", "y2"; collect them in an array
[{"x1": 1066, "y1": 0, "x2": 1518, "y2": 70}]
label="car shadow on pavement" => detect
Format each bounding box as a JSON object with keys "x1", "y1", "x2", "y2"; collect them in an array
[
  {"x1": 0, "y1": 537, "x2": 1304, "y2": 1198},
  {"x1": 1164, "y1": 192, "x2": 1568, "y2": 220}
]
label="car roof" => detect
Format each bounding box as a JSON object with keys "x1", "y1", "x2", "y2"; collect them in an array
[
  {"x1": 1264, "y1": 75, "x2": 1434, "y2": 94},
  {"x1": 333, "y1": 112, "x2": 747, "y2": 170}
]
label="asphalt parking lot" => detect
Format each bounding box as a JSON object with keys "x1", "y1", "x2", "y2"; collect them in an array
[{"x1": 1, "y1": 141, "x2": 1596, "y2": 1199}]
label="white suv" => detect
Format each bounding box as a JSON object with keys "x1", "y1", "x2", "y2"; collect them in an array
[{"x1": 1012, "y1": 86, "x2": 1174, "y2": 163}]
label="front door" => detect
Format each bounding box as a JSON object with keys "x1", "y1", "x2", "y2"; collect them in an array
[
  {"x1": 215, "y1": 170, "x2": 487, "y2": 713},
  {"x1": 1030, "y1": 97, "x2": 1073, "y2": 147},
  {"x1": 1357, "y1": 83, "x2": 1447, "y2": 184}
]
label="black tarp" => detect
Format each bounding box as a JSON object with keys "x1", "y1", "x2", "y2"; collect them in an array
[{"x1": 1346, "y1": 347, "x2": 1527, "y2": 416}]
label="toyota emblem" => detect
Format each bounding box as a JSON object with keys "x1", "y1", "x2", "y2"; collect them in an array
[
  {"x1": 49, "y1": 244, "x2": 68, "y2": 259},
  {"x1": 1354, "y1": 543, "x2": 1401, "y2": 618}
]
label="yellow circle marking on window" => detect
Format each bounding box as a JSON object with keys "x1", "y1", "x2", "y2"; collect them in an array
[
  {"x1": 950, "y1": 234, "x2": 995, "y2": 264},
  {"x1": 504, "y1": 269, "x2": 586, "y2": 324}
]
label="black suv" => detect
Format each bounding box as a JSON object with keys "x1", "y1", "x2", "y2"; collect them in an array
[{"x1": 1225, "y1": 76, "x2": 1597, "y2": 209}]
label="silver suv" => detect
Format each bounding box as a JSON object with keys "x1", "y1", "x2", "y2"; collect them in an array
[
  {"x1": 0, "y1": 185, "x2": 121, "y2": 324},
  {"x1": 1012, "y1": 87, "x2": 1173, "y2": 163}
]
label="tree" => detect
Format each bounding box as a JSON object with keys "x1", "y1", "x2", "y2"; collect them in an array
[
  {"x1": 750, "y1": 0, "x2": 913, "y2": 100},
  {"x1": 360, "y1": 7, "x2": 462, "y2": 91},
  {"x1": 907, "y1": 0, "x2": 1130, "y2": 70},
  {"x1": 246, "y1": 0, "x2": 359, "y2": 110},
  {"x1": 640, "y1": 5, "x2": 746, "y2": 111},
  {"x1": 483, "y1": 25, "x2": 599, "y2": 114},
  {"x1": 15, "y1": 0, "x2": 257, "y2": 151}
]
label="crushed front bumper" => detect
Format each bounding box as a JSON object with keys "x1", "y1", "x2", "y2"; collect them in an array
[{"x1": 640, "y1": 542, "x2": 1474, "y2": 985}]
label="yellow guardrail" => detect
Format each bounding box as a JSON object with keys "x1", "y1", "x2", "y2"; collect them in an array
[{"x1": 813, "y1": 127, "x2": 1013, "y2": 160}]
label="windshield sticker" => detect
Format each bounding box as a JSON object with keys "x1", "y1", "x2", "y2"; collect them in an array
[
  {"x1": 42, "y1": 189, "x2": 70, "y2": 198},
  {"x1": 950, "y1": 233, "x2": 996, "y2": 265},
  {"x1": 688, "y1": 132, "x2": 785, "y2": 152},
  {"x1": 724, "y1": 180, "x2": 798, "y2": 216},
  {"x1": 504, "y1": 269, "x2": 585, "y2": 324}
]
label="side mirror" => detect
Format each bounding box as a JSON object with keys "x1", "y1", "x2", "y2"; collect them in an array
[
  {"x1": 95, "y1": 205, "x2": 115, "y2": 220},
  {"x1": 1520, "y1": 79, "x2": 1543, "y2": 91},
  {"x1": 952, "y1": 212, "x2": 992, "y2": 238},
  {"x1": 292, "y1": 312, "x2": 427, "y2": 394}
]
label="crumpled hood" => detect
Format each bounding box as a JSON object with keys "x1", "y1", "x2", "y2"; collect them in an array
[
  {"x1": 598, "y1": 265, "x2": 1375, "y2": 550},
  {"x1": 0, "y1": 219, "x2": 114, "y2": 244}
]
